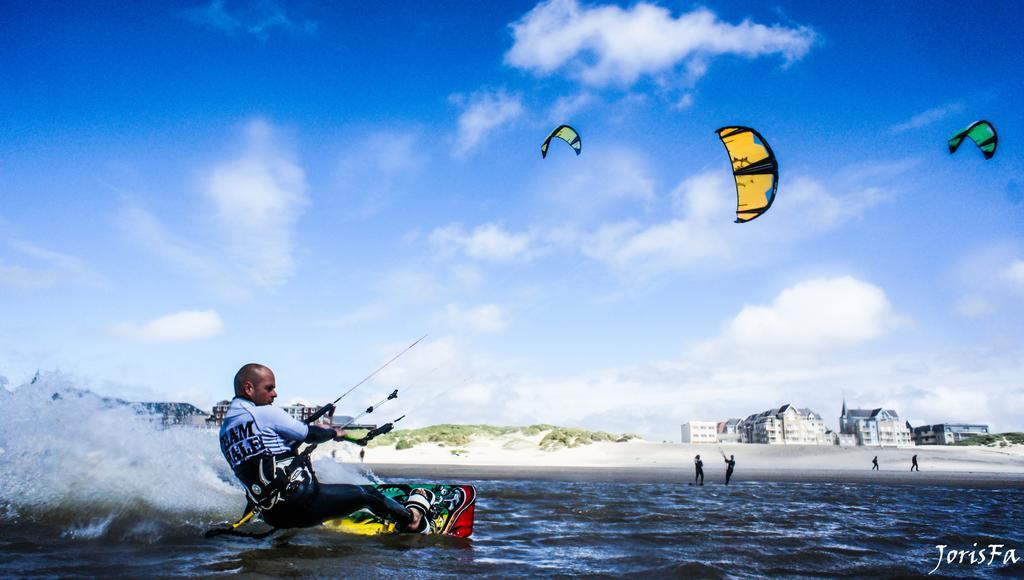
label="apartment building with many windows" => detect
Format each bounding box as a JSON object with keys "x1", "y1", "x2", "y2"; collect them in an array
[
  {"x1": 738, "y1": 404, "x2": 829, "y2": 445},
  {"x1": 839, "y1": 401, "x2": 913, "y2": 447}
]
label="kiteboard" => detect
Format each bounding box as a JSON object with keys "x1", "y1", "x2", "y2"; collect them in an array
[{"x1": 323, "y1": 483, "x2": 476, "y2": 537}]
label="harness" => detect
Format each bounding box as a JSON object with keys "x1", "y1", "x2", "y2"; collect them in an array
[{"x1": 205, "y1": 449, "x2": 316, "y2": 539}]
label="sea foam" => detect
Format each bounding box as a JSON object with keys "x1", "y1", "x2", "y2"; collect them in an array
[{"x1": 0, "y1": 373, "x2": 239, "y2": 534}]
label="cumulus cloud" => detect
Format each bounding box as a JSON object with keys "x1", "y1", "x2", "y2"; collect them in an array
[
  {"x1": 694, "y1": 277, "x2": 902, "y2": 362},
  {"x1": 430, "y1": 223, "x2": 537, "y2": 262},
  {"x1": 112, "y1": 310, "x2": 224, "y2": 343},
  {"x1": 889, "y1": 102, "x2": 964, "y2": 134},
  {"x1": 451, "y1": 90, "x2": 524, "y2": 157},
  {"x1": 441, "y1": 303, "x2": 508, "y2": 334},
  {"x1": 506, "y1": 0, "x2": 815, "y2": 86},
  {"x1": 204, "y1": 119, "x2": 309, "y2": 288},
  {"x1": 578, "y1": 168, "x2": 887, "y2": 276},
  {"x1": 119, "y1": 120, "x2": 307, "y2": 295}
]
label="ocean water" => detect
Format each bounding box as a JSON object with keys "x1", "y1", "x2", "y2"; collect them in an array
[
  {"x1": 2, "y1": 379, "x2": 1023, "y2": 578},
  {"x1": 2, "y1": 479, "x2": 1023, "y2": 578}
]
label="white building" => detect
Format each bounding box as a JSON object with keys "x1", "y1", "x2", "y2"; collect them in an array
[
  {"x1": 840, "y1": 401, "x2": 913, "y2": 447},
  {"x1": 681, "y1": 421, "x2": 719, "y2": 444},
  {"x1": 738, "y1": 404, "x2": 829, "y2": 445},
  {"x1": 912, "y1": 423, "x2": 990, "y2": 445}
]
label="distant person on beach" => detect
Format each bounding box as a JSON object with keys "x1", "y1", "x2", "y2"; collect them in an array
[
  {"x1": 694, "y1": 454, "x2": 704, "y2": 485},
  {"x1": 911, "y1": 454, "x2": 919, "y2": 472},
  {"x1": 360, "y1": 448, "x2": 365, "y2": 463},
  {"x1": 218, "y1": 363, "x2": 432, "y2": 533},
  {"x1": 871, "y1": 456, "x2": 879, "y2": 470},
  {"x1": 724, "y1": 454, "x2": 736, "y2": 485}
]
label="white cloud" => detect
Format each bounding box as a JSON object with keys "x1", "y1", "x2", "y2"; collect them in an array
[
  {"x1": 506, "y1": 0, "x2": 815, "y2": 86},
  {"x1": 430, "y1": 222, "x2": 536, "y2": 262},
  {"x1": 204, "y1": 119, "x2": 309, "y2": 288},
  {"x1": 388, "y1": 343, "x2": 1024, "y2": 441},
  {"x1": 323, "y1": 263, "x2": 489, "y2": 329},
  {"x1": 320, "y1": 301, "x2": 392, "y2": 328},
  {"x1": 335, "y1": 130, "x2": 427, "y2": 220},
  {"x1": 952, "y1": 248, "x2": 1024, "y2": 320},
  {"x1": 0, "y1": 240, "x2": 104, "y2": 290},
  {"x1": 451, "y1": 90, "x2": 524, "y2": 157},
  {"x1": 442, "y1": 303, "x2": 508, "y2": 334},
  {"x1": 955, "y1": 295, "x2": 994, "y2": 319},
  {"x1": 694, "y1": 277, "x2": 903, "y2": 361},
  {"x1": 118, "y1": 204, "x2": 254, "y2": 299},
  {"x1": 113, "y1": 310, "x2": 224, "y2": 343},
  {"x1": 673, "y1": 93, "x2": 694, "y2": 110},
  {"x1": 537, "y1": 145, "x2": 657, "y2": 213},
  {"x1": 184, "y1": 0, "x2": 317, "y2": 38},
  {"x1": 365, "y1": 328, "x2": 1024, "y2": 441},
  {"x1": 1002, "y1": 259, "x2": 1024, "y2": 289},
  {"x1": 889, "y1": 102, "x2": 964, "y2": 134},
  {"x1": 578, "y1": 167, "x2": 889, "y2": 277},
  {"x1": 547, "y1": 92, "x2": 597, "y2": 121},
  {"x1": 120, "y1": 120, "x2": 308, "y2": 294}
]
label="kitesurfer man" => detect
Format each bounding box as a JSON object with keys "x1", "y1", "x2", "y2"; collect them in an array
[
  {"x1": 724, "y1": 454, "x2": 736, "y2": 485},
  {"x1": 911, "y1": 454, "x2": 920, "y2": 472},
  {"x1": 694, "y1": 454, "x2": 704, "y2": 486},
  {"x1": 219, "y1": 363, "x2": 430, "y2": 532}
]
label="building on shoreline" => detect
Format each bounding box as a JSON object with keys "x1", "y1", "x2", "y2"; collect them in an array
[
  {"x1": 912, "y1": 423, "x2": 990, "y2": 445},
  {"x1": 737, "y1": 404, "x2": 829, "y2": 445},
  {"x1": 206, "y1": 400, "x2": 375, "y2": 429},
  {"x1": 681, "y1": 421, "x2": 718, "y2": 444},
  {"x1": 716, "y1": 418, "x2": 742, "y2": 443},
  {"x1": 839, "y1": 401, "x2": 913, "y2": 447},
  {"x1": 136, "y1": 402, "x2": 208, "y2": 426}
]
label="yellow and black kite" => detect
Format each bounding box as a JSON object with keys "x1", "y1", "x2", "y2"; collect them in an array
[
  {"x1": 715, "y1": 126, "x2": 778, "y2": 223},
  {"x1": 541, "y1": 125, "x2": 581, "y2": 158}
]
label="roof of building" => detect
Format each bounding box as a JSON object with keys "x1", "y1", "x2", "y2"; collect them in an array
[{"x1": 845, "y1": 407, "x2": 900, "y2": 420}]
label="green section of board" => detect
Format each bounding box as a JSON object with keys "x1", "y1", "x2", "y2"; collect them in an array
[{"x1": 323, "y1": 483, "x2": 476, "y2": 537}]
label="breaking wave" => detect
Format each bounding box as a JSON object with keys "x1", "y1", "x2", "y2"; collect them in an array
[{"x1": 0, "y1": 373, "x2": 368, "y2": 539}]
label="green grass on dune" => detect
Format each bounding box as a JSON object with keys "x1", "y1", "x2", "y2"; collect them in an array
[
  {"x1": 368, "y1": 424, "x2": 638, "y2": 451},
  {"x1": 952, "y1": 432, "x2": 1024, "y2": 447}
]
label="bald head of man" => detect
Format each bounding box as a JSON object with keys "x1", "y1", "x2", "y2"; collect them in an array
[{"x1": 234, "y1": 363, "x2": 277, "y2": 405}]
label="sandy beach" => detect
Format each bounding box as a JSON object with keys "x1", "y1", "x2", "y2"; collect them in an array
[{"x1": 318, "y1": 434, "x2": 1024, "y2": 488}]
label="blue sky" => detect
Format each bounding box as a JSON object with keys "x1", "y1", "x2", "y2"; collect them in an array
[{"x1": 2, "y1": 0, "x2": 1023, "y2": 439}]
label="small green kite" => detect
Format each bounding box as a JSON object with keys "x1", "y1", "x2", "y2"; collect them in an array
[
  {"x1": 541, "y1": 124, "x2": 581, "y2": 158},
  {"x1": 948, "y1": 120, "x2": 997, "y2": 160}
]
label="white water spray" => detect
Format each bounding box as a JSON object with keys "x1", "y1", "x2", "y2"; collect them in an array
[{"x1": 0, "y1": 373, "x2": 241, "y2": 532}]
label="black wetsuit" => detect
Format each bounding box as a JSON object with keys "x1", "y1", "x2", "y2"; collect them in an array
[
  {"x1": 911, "y1": 455, "x2": 919, "y2": 472},
  {"x1": 725, "y1": 458, "x2": 735, "y2": 485},
  {"x1": 219, "y1": 397, "x2": 413, "y2": 529},
  {"x1": 261, "y1": 480, "x2": 412, "y2": 529},
  {"x1": 694, "y1": 458, "x2": 704, "y2": 485},
  {"x1": 871, "y1": 457, "x2": 879, "y2": 470}
]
